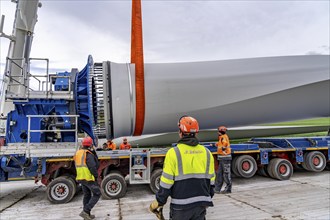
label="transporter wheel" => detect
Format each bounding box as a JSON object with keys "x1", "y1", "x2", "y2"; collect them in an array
[
  {"x1": 301, "y1": 152, "x2": 311, "y2": 171},
  {"x1": 292, "y1": 163, "x2": 304, "y2": 170},
  {"x1": 101, "y1": 172, "x2": 127, "y2": 199},
  {"x1": 64, "y1": 175, "x2": 77, "y2": 195},
  {"x1": 269, "y1": 158, "x2": 293, "y2": 180},
  {"x1": 231, "y1": 157, "x2": 241, "y2": 177},
  {"x1": 46, "y1": 176, "x2": 76, "y2": 204},
  {"x1": 61, "y1": 174, "x2": 78, "y2": 195},
  {"x1": 267, "y1": 159, "x2": 276, "y2": 179},
  {"x1": 305, "y1": 151, "x2": 326, "y2": 172},
  {"x1": 150, "y1": 168, "x2": 163, "y2": 194},
  {"x1": 325, "y1": 162, "x2": 330, "y2": 171},
  {"x1": 235, "y1": 155, "x2": 257, "y2": 178},
  {"x1": 257, "y1": 165, "x2": 269, "y2": 177}
]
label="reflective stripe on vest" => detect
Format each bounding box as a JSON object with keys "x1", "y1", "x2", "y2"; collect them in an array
[
  {"x1": 160, "y1": 144, "x2": 215, "y2": 189},
  {"x1": 173, "y1": 146, "x2": 214, "y2": 181},
  {"x1": 171, "y1": 195, "x2": 212, "y2": 205},
  {"x1": 162, "y1": 171, "x2": 174, "y2": 180},
  {"x1": 160, "y1": 181, "x2": 173, "y2": 189},
  {"x1": 74, "y1": 149, "x2": 95, "y2": 181}
]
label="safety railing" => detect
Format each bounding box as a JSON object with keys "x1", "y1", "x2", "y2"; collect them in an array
[
  {"x1": 26, "y1": 114, "x2": 79, "y2": 157},
  {"x1": 5, "y1": 58, "x2": 29, "y2": 95},
  {"x1": 4, "y1": 57, "x2": 73, "y2": 100}
]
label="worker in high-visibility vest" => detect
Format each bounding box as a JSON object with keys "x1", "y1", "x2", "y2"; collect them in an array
[
  {"x1": 214, "y1": 126, "x2": 232, "y2": 194},
  {"x1": 106, "y1": 139, "x2": 117, "y2": 150},
  {"x1": 74, "y1": 136, "x2": 101, "y2": 220},
  {"x1": 149, "y1": 116, "x2": 215, "y2": 220},
  {"x1": 120, "y1": 137, "x2": 131, "y2": 150}
]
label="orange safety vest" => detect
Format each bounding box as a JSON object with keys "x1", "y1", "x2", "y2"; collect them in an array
[
  {"x1": 216, "y1": 134, "x2": 231, "y2": 155},
  {"x1": 73, "y1": 149, "x2": 95, "y2": 181},
  {"x1": 107, "y1": 142, "x2": 117, "y2": 150},
  {"x1": 120, "y1": 143, "x2": 131, "y2": 150}
]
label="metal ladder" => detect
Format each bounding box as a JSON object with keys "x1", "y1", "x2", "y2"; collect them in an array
[{"x1": 129, "y1": 149, "x2": 151, "y2": 184}]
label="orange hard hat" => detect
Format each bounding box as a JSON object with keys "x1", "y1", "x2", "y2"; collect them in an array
[
  {"x1": 178, "y1": 116, "x2": 199, "y2": 134},
  {"x1": 82, "y1": 137, "x2": 93, "y2": 147},
  {"x1": 218, "y1": 126, "x2": 227, "y2": 132}
]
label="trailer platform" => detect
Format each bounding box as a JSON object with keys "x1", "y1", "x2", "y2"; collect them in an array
[{"x1": 0, "y1": 170, "x2": 329, "y2": 220}]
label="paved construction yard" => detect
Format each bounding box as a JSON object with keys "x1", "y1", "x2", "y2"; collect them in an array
[{"x1": 0, "y1": 170, "x2": 329, "y2": 220}]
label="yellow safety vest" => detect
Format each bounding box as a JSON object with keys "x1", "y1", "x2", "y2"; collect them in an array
[
  {"x1": 74, "y1": 149, "x2": 95, "y2": 181},
  {"x1": 160, "y1": 143, "x2": 215, "y2": 206}
]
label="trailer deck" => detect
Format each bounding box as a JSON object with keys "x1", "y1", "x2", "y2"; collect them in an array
[
  {"x1": 0, "y1": 170, "x2": 329, "y2": 220},
  {"x1": 1, "y1": 136, "x2": 329, "y2": 204}
]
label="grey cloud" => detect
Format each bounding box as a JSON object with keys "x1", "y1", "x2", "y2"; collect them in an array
[
  {"x1": 1, "y1": 0, "x2": 329, "y2": 65},
  {"x1": 141, "y1": 1, "x2": 329, "y2": 61},
  {"x1": 306, "y1": 51, "x2": 323, "y2": 55},
  {"x1": 306, "y1": 45, "x2": 330, "y2": 55},
  {"x1": 41, "y1": 1, "x2": 131, "y2": 41}
]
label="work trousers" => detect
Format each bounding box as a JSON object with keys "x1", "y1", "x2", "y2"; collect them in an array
[
  {"x1": 215, "y1": 159, "x2": 232, "y2": 192},
  {"x1": 170, "y1": 206, "x2": 206, "y2": 220},
  {"x1": 80, "y1": 180, "x2": 101, "y2": 214}
]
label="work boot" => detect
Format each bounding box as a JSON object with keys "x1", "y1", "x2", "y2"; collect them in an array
[{"x1": 79, "y1": 211, "x2": 93, "y2": 220}]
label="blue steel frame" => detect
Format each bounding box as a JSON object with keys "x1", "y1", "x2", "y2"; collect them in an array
[
  {"x1": 75, "y1": 55, "x2": 97, "y2": 143},
  {"x1": 6, "y1": 100, "x2": 70, "y2": 143}
]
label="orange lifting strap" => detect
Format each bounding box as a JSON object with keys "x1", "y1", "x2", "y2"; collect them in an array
[{"x1": 131, "y1": 0, "x2": 145, "y2": 136}]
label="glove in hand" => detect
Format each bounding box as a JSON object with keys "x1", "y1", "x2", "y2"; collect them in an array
[
  {"x1": 149, "y1": 200, "x2": 165, "y2": 220},
  {"x1": 149, "y1": 200, "x2": 161, "y2": 211}
]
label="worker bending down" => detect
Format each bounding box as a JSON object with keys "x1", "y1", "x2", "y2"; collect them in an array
[
  {"x1": 214, "y1": 126, "x2": 232, "y2": 194},
  {"x1": 106, "y1": 139, "x2": 117, "y2": 150},
  {"x1": 74, "y1": 137, "x2": 101, "y2": 220},
  {"x1": 150, "y1": 116, "x2": 215, "y2": 220}
]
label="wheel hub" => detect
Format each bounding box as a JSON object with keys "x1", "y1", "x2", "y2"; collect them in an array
[
  {"x1": 111, "y1": 183, "x2": 118, "y2": 190},
  {"x1": 313, "y1": 157, "x2": 320, "y2": 166},
  {"x1": 58, "y1": 187, "x2": 64, "y2": 194},
  {"x1": 279, "y1": 165, "x2": 287, "y2": 174},
  {"x1": 51, "y1": 183, "x2": 69, "y2": 200},
  {"x1": 106, "y1": 179, "x2": 121, "y2": 195},
  {"x1": 242, "y1": 161, "x2": 250, "y2": 171}
]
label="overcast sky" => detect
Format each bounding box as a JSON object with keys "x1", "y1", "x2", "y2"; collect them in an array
[{"x1": 0, "y1": 0, "x2": 329, "y2": 75}]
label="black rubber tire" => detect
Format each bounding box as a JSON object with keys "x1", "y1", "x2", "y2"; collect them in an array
[
  {"x1": 301, "y1": 152, "x2": 311, "y2": 171},
  {"x1": 236, "y1": 155, "x2": 257, "y2": 178},
  {"x1": 292, "y1": 163, "x2": 304, "y2": 170},
  {"x1": 267, "y1": 159, "x2": 276, "y2": 179},
  {"x1": 305, "y1": 151, "x2": 327, "y2": 172},
  {"x1": 63, "y1": 176, "x2": 77, "y2": 195},
  {"x1": 61, "y1": 174, "x2": 78, "y2": 195},
  {"x1": 150, "y1": 168, "x2": 163, "y2": 194},
  {"x1": 257, "y1": 165, "x2": 268, "y2": 177},
  {"x1": 325, "y1": 162, "x2": 330, "y2": 171},
  {"x1": 271, "y1": 158, "x2": 293, "y2": 180},
  {"x1": 231, "y1": 157, "x2": 241, "y2": 177},
  {"x1": 46, "y1": 176, "x2": 75, "y2": 204},
  {"x1": 101, "y1": 172, "x2": 127, "y2": 199}
]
